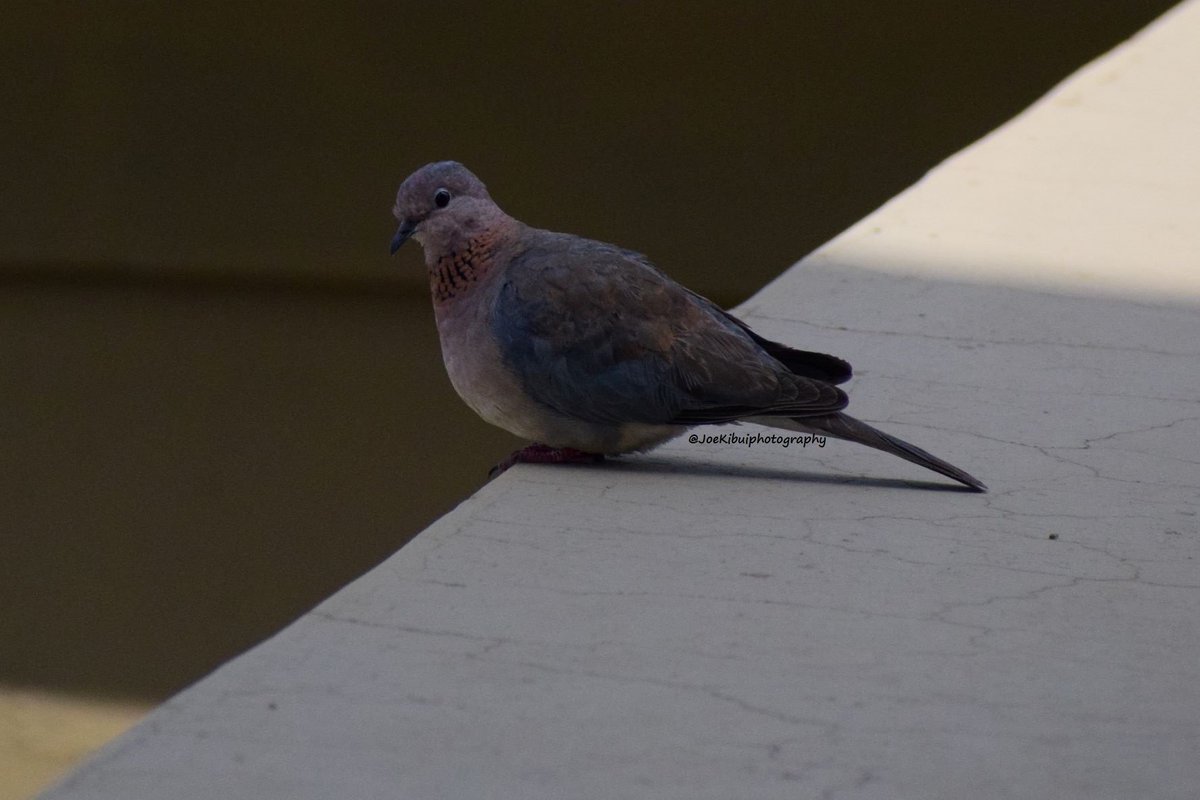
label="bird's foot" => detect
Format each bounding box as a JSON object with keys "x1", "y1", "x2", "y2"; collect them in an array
[{"x1": 489, "y1": 444, "x2": 605, "y2": 477}]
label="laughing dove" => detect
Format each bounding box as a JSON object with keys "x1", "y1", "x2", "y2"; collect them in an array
[{"x1": 390, "y1": 161, "x2": 985, "y2": 491}]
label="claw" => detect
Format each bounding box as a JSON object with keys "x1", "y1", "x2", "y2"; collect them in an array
[{"x1": 489, "y1": 444, "x2": 605, "y2": 477}]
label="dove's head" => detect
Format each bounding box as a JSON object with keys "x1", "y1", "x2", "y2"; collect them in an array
[{"x1": 390, "y1": 161, "x2": 506, "y2": 259}]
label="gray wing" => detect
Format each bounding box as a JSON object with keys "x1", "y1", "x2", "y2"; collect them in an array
[{"x1": 491, "y1": 231, "x2": 848, "y2": 426}]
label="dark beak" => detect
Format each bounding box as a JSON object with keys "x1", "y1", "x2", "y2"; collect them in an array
[{"x1": 389, "y1": 220, "x2": 417, "y2": 254}]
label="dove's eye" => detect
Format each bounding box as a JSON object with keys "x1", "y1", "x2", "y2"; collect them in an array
[{"x1": 434, "y1": 188, "x2": 452, "y2": 208}]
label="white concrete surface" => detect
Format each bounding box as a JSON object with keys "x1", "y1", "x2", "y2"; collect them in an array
[
  {"x1": 43, "y1": 4, "x2": 1200, "y2": 799},
  {"x1": 824, "y1": 0, "x2": 1200, "y2": 302}
]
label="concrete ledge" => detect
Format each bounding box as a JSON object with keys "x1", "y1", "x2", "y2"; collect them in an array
[{"x1": 44, "y1": 3, "x2": 1200, "y2": 798}]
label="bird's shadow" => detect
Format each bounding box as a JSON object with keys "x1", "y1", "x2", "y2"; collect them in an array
[{"x1": 570, "y1": 454, "x2": 979, "y2": 493}]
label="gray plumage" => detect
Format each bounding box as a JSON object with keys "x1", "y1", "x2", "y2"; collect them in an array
[{"x1": 391, "y1": 161, "x2": 985, "y2": 491}]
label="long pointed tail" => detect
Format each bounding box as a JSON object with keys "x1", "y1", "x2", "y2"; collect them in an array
[{"x1": 762, "y1": 413, "x2": 986, "y2": 491}]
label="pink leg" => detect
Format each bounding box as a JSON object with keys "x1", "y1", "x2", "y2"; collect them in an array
[{"x1": 490, "y1": 444, "x2": 605, "y2": 476}]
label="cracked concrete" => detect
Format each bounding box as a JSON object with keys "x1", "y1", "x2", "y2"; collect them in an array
[{"x1": 41, "y1": 3, "x2": 1200, "y2": 799}]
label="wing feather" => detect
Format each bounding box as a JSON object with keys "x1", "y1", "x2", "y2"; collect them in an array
[{"x1": 491, "y1": 232, "x2": 848, "y2": 425}]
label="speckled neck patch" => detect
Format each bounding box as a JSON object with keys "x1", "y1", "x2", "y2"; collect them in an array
[{"x1": 431, "y1": 233, "x2": 499, "y2": 304}]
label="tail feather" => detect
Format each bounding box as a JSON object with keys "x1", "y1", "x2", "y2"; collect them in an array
[{"x1": 761, "y1": 413, "x2": 987, "y2": 491}]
